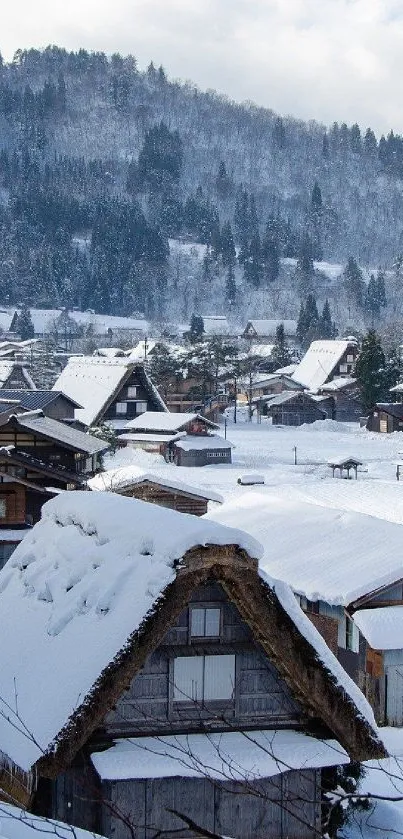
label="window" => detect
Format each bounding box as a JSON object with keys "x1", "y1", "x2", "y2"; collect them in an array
[
  {"x1": 127, "y1": 386, "x2": 137, "y2": 398},
  {"x1": 116, "y1": 402, "x2": 127, "y2": 415},
  {"x1": 0, "y1": 499, "x2": 6, "y2": 518},
  {"x1": 339, "y1": 364, "x2": 348, "y2": 373},
  {"x1": 345, "y1": 617, "x2": 359, "y2": 652},
  {"x1": 172, "y1": 654, "x2": 235, "y2": 702},
  {"x1": 346, "y1": 355, "x2": 355, "y2": 363},
  {"x1": 135, "y1": 401, "x2": 148, "y2": 414},
  {"x1": 190, "y1": 606, "x2": 221, "y2": 638}
]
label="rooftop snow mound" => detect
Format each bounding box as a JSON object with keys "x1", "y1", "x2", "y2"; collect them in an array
[
  {"x1": 0, "y1": 492, "x2": 262, "y2": 771},
  {"x1": 292, "y1": 339, "x2": 357, "y2": 392}
]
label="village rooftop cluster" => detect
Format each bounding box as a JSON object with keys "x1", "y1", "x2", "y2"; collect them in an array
[{"x1": 0, "y1": 310, "x2": 403, "y2": 838}]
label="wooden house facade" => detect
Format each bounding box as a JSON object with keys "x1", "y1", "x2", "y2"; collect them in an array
[
  {"x1": 0, "y1": 412, "x2": 107, "y2": 475},
  {"x1": 53, "y1": 358, "x2": 167, "y2": 428},
  {"x1": 261, "y1": 391, "x2": 327, "y2": 426},
  {"x1": 100, "y1": 475, "x2": 222, "y2": 516},
  {"x1": 366, "y1": 403, "x2": 403, "y2": 433},
  {"x1": 0, "y1": 493, "x2": 384, "y2": 839},
  {"x1": 0, "y1": 390, "x2": 81, "y2": 421}
]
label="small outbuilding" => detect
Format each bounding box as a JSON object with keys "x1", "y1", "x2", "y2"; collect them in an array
[
  {"x1": 260, "y1": 391, "x2": 327, "y2": 426},
  {"x1": 367, "y1": 403, "x2": 403, "y2": 433},
  {"x1": 327, "y1": 456, "x2": 363, "y2": 479},
  {"x1": 90, "y1": 467, "x2": 223, "y2": 515}
]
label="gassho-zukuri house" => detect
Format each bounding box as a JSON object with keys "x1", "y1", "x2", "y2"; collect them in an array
[
  {"x1": 0, "y1": 492, "x2": 385, "y2": 839},
  {"x1": 119, "y1": 411, "x2": 233, "y2": 466}
]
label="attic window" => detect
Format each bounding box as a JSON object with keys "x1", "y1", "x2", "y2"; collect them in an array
[
  {"x1": 127, "y1": 386, "x2": 137, "y2": 398},
  {"x1": 135, "y1": 401, "x2": 148, "y2": 414},
  {"x1": 116, "y1": 402, "x2": 127, "y2": 415},
  {"x1": 190, "y1": 606, "x2": 221, "y2": 638},
  {"x1": 0, "y1": 499, "x2": 6, "y2": 518}
]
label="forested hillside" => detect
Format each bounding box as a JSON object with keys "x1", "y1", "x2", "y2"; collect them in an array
[{"x1": 1, "y1": 45, "x2": 403, "y2": 331}]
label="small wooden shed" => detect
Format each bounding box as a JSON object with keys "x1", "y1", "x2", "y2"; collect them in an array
[
  {"x1": 92, "y1": 471, "x2": 223, "y2": 516},
  {"x1": 367, "y1": 403, "x2": 403, "y2": 433}
]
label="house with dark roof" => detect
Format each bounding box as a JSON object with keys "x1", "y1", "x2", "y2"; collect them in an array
[
  {"x1": 0, "y1": 390, "x2": 82, "y2": 421},
  {"x1": 0, "y1": 492, "x2": 384, "y2": 838},
  {"x1": 260, "y1": 390, "x2": 327, "y2": 425},
  {"x1": 53, "y1": 357, "x2": 167, "y2": 428},
  {"x1": 0, "y1": 411, "x2": 107, "y2": 475},
  {"x1": 366, "y1": 403, "x2": 403, "y2": 433}
]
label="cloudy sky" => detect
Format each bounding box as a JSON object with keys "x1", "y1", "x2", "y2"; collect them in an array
[{"x1": 2, "y1": 0, "x2": 403, "y2": 135}]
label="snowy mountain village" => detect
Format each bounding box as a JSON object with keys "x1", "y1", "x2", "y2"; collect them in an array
[{"x1": 0, "y1": 304, "x2": 402, "y2": 839}]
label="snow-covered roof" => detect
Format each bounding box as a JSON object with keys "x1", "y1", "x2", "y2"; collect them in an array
[
  {"x1": 0, "y1": 491, "x2": 261, "y2": 771},
  {"x1": 89, "y1": 465, "x2": 223, "y2": 502},
  {"x1": 201, "y1": 315, "x2": 230, "y2": 335},
  {"x1": 292, "y1": 340, "x2": 356, "y2": 392},
  {"x1": 243, "y1": 319, "x2": 297, "y2": 337},
  {"x1": 0, "y1": 528, "x2": 31, "y2": 542},
  {"x1": 118, "y1": 432, "x2": 184, "y2": 444},
  {"x1": 175, "y1": 434, "x2": 233, "y2": 451},
  {"x1": 91, "y1": 729, "x2": 348, "y2": 781},
  {"x1": 320, "y1": 376, "x2": 357, "y2": 392},
  {"x1": 12, "y1": 308, "x2": 149, "y2": 337},
  {"x1": 7, "y1": 412, "x2": 107, "y2": 456},
  {"x1": 206, "y1": 491, "x2": 403, "y2": 606},
  {"x1": 52, "y1": 357, "x2": 166, "y2": 426},
  {"x1": 248, "y1": 343, "x2": 274, "y2": 358},
  {"x1": 353, "y1": 607, "x2": 403, "y2": 651},
  {"x1": 0, "y1": 362, "x2": 35, "y2": 390},
  {"x1": 327, "y1": 455, "x2": 363, "y2": 467},
  {"x1": 125, "y1": 411, "x2": 217, "y2": 432},
  {"x1": 0, "y1": 804, "x2": 106, "y2": 839}
]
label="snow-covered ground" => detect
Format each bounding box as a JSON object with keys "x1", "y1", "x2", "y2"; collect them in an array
[{"x1": 107, "y1": 417, "x2": 403, "y2": 520}]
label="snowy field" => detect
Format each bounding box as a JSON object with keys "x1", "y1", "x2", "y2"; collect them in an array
[{"x1": 107, "y1": 417, "x2": 403, "y2": 523}]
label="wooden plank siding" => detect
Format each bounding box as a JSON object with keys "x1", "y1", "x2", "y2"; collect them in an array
[
  {"x1": 104, "y1": 583, "x2": 302, "y2": 737},
  {"x1": 99, "y1": 771, "x2": 320, "y2": 839},
  {"x1": 120, "y1": 483, "x2": 209, "y2": 516}
]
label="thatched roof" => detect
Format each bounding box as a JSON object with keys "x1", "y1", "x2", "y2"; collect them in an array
[{"x1": 0, "y1": 493, "x2": 385, "y2": 805}]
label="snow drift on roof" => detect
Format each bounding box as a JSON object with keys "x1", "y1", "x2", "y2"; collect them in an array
[
  {"x1": 353, "y1": 607, "x2": 403, "y2": 651},
  {"x1": 91, "y1": 729, "x2": 348, "y2": 781},
  {"x1": 125, "y1": 411, "x2": 217, "y2": 432},
  {"x1": 0, "y1": 803, "x2": 106, "y2": 839},
  {"x1": 53, "y1": 357, "x2": 134, "y2": 426},
  {"x1": 292, "y1": 340, "x2": 356, "y2": 392},
  {"x1": 206, "y1": 491, "x2": 403, "y2": 606},
  {"x1": 244, "y1": 320, "x2": 297, "y2": 336},
  {"x1": 89, "y1": 465, "x2": 223, "y2": 502},
  {"x1": 53, "y1": 357, "x2": 166, "y2": 426},
  {"x1": 0, "y1": 492, "x2": 262, "y2": 771},
  {"x1": 175, "y1": 434, "x2": 233, "y2": 451}
]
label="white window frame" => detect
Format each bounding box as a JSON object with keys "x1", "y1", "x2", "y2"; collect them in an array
[
  {"x1": 127, "y1": 386, "x2": 137, "y2": 398},
  {"x1": 115, "y1": 402, "x2": 127, "y2": 415},
  {"x1": 172, "y1": 654, "x2": 235, "y2": 702},
  {"x1": 135, "y1": 401, "x2": 148, "y2": 414},
  {"x1": 190, "y1": 606, "x2": 221, "y2": 639}
]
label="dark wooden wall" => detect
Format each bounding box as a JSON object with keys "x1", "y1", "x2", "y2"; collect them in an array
[
  {"x1": 104, "y1": 582, "x2": 302, "y2": 737},
  {"x1": 103, "y1": 371, "x2": 159, "y2": 422},
  {"x1": 100, "y1": 770, "x2": 321, "y2": 839},
  {"x1": 123, "y1": 483, "x2": 208, "y2": 516}
]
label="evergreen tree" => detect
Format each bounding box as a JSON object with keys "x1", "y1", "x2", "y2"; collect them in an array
[
  {"x1": 296, "y1": 294, "x2": 319, "y2": 347},
  {"x1": 244, "y1": 232, "x2": 263, "y2": 288},
  {"x1": 215, "y1": 161, "x2": 232, "y2": 200},
  {"x1": 364, "y1": 127, "x2": 377, "y2": 156},
  {"x1": 297, "y1": 236, "x2": 315, "y2": 295},
  {"x1": 186, "y1": 313, "x2": 205, "y2": 344},
  {"x1": 319, "y1": 299, "x2": 336, "y2": 339},
  {"x1": 322, "y1": 133, "x2": 330, "y2": 159},
  {"x1": 350, "y1": 123, "x2": 362, "y2": 154},
  {"x1": 15, "y1": 304, "x2": 34, "y2": 339},
  {"x1": 311, "y1": 182, "x2": 323, "y2": 214},
  {"x1": 221, "y1": 221, "x2": 236, "y2": 302},
  {"x1": 355, "y1": 330, "x2": 387, "y2": 411},
  {"x1": 343, "y1": 257, "x2": 366, "y2": 309},
  {"x1": 271, "y1": 323, "x2": 292, "y2": 368},
  {"x1": 262, "y1": 217, "x2": 280, "y2": 283}
]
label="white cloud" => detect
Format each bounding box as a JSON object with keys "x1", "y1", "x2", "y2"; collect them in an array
[{"x1": 1, "y1": 0, "x2": 403, "y2": 134}]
